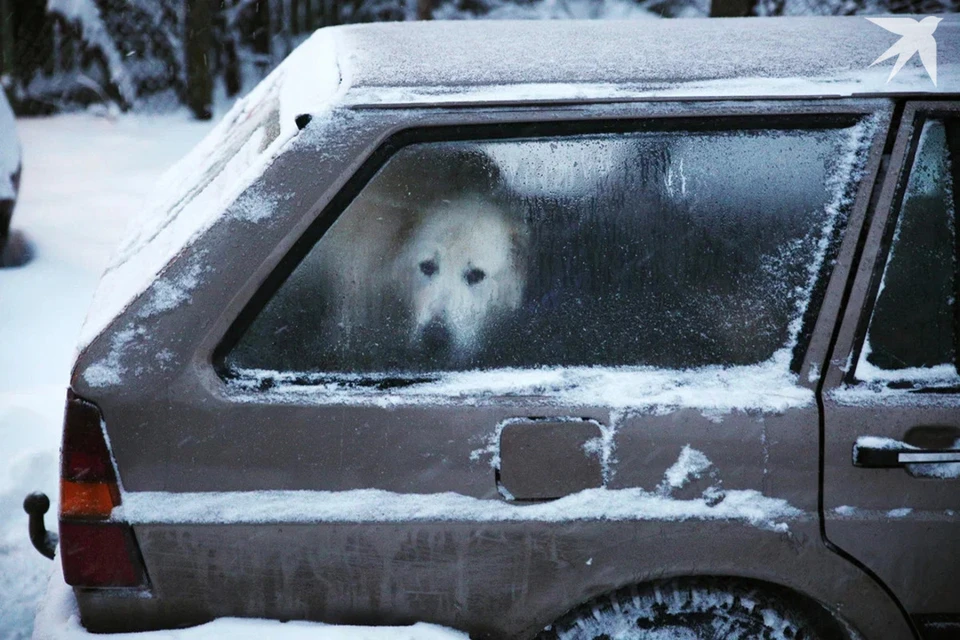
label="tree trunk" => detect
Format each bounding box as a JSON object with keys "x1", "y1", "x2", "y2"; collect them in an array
[
  {"x1": 277, "y1": 0, "x2": 291, "y2": 58},
  {"x1": 709, "y1": 0, "x2": 755, "y2": 16},
  {"x1": 218, "y1": 1, "x2": 241, "y2": 97},
  {"x1": 291, "y1": 0, "x2": 301, "y2": 34},
  {"x1": 0, "y1": 0, "x2": 13, "y2": 78},
  {"x1": 252, "y1": 0, "x2": 271, "y2": 57},
  {"x1": 304, "y1": 0, "x2": 315, "y2": 30},
  {"x1": 186, "y1": 0, "x2": 214, "y2": 120},
  {"x1": 223, "y1": 38, "x2": 241, "y2": 96},
  {"x1": 323, "y1": 0, "x2": 340, "y2": 27},
  {"x1": 13, "y1": 0, "x2": 53, "y2": 111},
  {"x1": 417, "y1": 0, "x2": 432, "y2": 19}
]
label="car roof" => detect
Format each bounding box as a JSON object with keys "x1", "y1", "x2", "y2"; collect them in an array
[{"x1": 328, "y1": 16, "x2": 959, "y2": 105}]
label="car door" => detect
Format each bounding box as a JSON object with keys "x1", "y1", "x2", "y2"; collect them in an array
[{"x1": 822, "y1": 101, "x2": 960, "y2": 638}]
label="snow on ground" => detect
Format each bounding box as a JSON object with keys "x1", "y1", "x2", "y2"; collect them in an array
[{"x1": 0, "y1": 112, "x2": 216, "y2": 640}]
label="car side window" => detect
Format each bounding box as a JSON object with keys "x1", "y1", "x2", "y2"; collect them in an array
[
  {"x1": 224, "y1": 121, "x2": 873, "y2": 382},
  {"x1": 856, "y1": 117, "x2": 960, "y2": 386}
]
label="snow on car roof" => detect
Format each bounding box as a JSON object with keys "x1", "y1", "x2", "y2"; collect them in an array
[{"x1": 333, "y1": 16, "x2": 960, "y2": 105}]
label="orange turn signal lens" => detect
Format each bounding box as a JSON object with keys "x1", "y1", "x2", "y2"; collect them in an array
[{"x1": 60, "y1": 480, "x2": 118, "y2": 518}]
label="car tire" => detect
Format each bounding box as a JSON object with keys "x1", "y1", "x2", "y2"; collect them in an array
[{"x1": 537, "y1": 578, "x2": 849, "y2": 640}]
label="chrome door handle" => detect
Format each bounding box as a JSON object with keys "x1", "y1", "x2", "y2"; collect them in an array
[{"x1": 853, "y1": 437, "x2": 960, "y2": 468}]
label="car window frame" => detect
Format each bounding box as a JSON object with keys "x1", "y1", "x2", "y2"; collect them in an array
[
  {"x1": 209, "y1": 100, "x2": 894, "y2": 392},
  {"x1": 844, "y1": 101, "x2": 960, "y2": 391}
]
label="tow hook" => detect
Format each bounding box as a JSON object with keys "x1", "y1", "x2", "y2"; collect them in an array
[{"x1": 23, "y1": 492, "x2": 58, "y2": 559}]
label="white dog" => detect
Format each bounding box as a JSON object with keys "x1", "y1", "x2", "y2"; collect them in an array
[
  {"x1": 311, "y1": 185, "x2": 526, "y2": 366},
  {"x1": 396, "y1": 195, "x2": 526, "y2": 358}
]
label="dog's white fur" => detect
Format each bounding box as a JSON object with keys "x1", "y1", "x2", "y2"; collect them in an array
[
  {"x1": 396, "y1": 196, "x2": 525, "y2": 354},
  {"x1": 314, "y1": 190, "x2": 526, "y2": 361}
]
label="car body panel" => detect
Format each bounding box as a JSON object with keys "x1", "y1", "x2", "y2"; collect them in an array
[
  {"x1": 75, "y1": 520, "x2": 913, "y2": 638},
  {"x1": 822, "y1": 101, "x2": 960, "y2": 619}
]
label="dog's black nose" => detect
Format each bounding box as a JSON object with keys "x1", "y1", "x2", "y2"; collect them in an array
[{"x1": 420, "y1": 318, "x2": 452, "y2": 355}]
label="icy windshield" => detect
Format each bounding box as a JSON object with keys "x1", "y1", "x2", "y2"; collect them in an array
[{"x1": 226, "y1": 120, "x2": 872, "y2": 384}]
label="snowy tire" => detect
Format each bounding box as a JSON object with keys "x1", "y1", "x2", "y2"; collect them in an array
[{"x1": 538, "y1": 578, "x2": 847, "y2": 640}]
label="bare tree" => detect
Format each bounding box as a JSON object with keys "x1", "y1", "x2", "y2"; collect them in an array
[{"x1": 186, "y1": 0, "x2": 214, "y2": 119}]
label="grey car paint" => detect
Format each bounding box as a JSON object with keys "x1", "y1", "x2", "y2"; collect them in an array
[{"x1": 62, "y1": 94, "x2": 941, "y2": 640}]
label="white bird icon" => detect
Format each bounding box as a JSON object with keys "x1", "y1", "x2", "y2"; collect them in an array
[{"x1": 866, "y1": 16, "x2": 942, "y2": 87}]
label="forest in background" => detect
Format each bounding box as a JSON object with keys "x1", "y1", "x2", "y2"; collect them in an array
[{"x1": 1, "y1": 0, "x2": 958, "y2": 119}]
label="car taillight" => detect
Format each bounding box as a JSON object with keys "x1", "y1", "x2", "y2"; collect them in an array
[
  {"x1": 61, "y1": 390, "x2": 120, "y2": 518},
  {"x1": 60, "y1": 389, "x2": 148, "y2": 588}
]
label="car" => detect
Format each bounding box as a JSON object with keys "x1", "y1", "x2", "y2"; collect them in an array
[
  {"x1": 0, "y1": 85, "x2": 21, "y2": 256},
  {"x1": 25, "y1": 15, "x2": 960, "y2": 640}
]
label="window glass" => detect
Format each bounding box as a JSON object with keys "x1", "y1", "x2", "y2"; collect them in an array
[
  {"x1": 858, "y1": 118, "x2": 960, "y2": 384},
  {"x1": 226, "y1": 122, "x2": 871, "y2": 381}
]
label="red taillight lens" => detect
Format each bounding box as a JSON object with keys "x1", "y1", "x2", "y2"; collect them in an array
[
  {"x1": 61, "y1": 390, "x2": 120, "y2": 518},
  {"x1": 60, "y1": 389, "x2": 148, "y2": 589},
  {"x1": 60, "y1": 522, "x2": 147, "y2": 587},
  {"x1": 62, "y1": 390, "x2": 116, "y2": 484}
]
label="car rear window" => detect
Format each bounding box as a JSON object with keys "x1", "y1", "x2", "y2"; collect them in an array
[
  {"x1": 856, "y1": 116, "x2": 960, "y2": 386},
  {"x1": 224, "y1": 121, "x2": 873, "y2": 383}
]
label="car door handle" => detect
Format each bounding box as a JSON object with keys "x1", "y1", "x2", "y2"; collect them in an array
[{"x1": 853, "y1": 436, "x2": 960, "y2": 468}]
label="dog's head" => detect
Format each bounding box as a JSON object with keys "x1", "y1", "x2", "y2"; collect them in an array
[{"x1": 398, "y1": 195, "x2": 526, "y2": 361}]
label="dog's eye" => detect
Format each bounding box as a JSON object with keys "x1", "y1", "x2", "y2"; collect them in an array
[
  {"x1": 419, "y1": 260, "x2": 438, "y2": 277},
  {"x1": 465, "y1": 268, "x2": 486, "y2": 286}
]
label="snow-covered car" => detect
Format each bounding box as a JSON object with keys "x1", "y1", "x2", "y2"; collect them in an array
[
  {"x1": 0, "y1": 86, "x2": 21, "y2": 251},
  {"x1": 26, "y1": 16, "x2": 960, "y2": 640}
]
